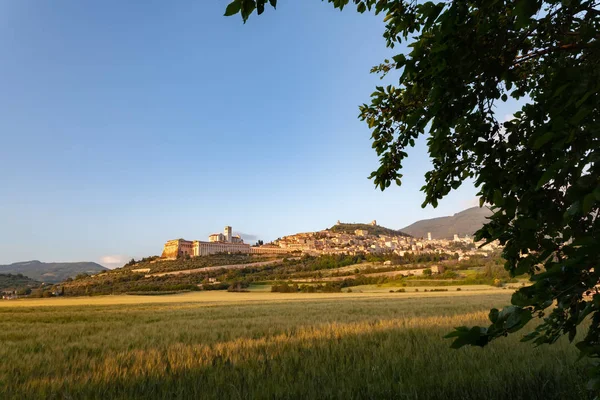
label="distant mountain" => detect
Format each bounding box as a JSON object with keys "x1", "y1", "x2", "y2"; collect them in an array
[
  {"x1": 400, "y1": 206, "x2": 493, "y2": 240},
  {"x1": 0, "y1": 273, "x2": 41, "y2": 291},
  {"x1": 0, "y1": 261, "x2": 107, "y2": 283},
  {"x1": 330, "y1": 222, "x2": 411, "y2": 237}
]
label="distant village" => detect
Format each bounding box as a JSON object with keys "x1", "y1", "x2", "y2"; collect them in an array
[
  {"x1": 161, "y1": 220, "x2": 500, "y2": 261},
  {"x1": 2, "y1": 220, "x2": 501, "y2": 301}
]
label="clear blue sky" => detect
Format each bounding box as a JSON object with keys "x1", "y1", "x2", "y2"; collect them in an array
[{"x1": 0, "y1": 1, "x2": 516, "y2": 268}]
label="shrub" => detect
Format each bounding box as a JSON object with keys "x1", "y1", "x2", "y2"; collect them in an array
[
  {"x1": 441, "y1": 271, "x2": 460, "y2": 279},
  {"x1": 271, "y1": 283, "x2": 299, "y2": 293},
  {"x1": 227, "y1": 282, "x2": 249, "y2": 292},
  {"x1": 204, "y1": 282, "x2": 230, "y2": 291}
]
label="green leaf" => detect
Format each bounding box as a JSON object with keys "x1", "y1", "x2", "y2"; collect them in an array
[
  {"x1": 489, "y1": 308, "x2": 499, "y2": 323},
  {"x1": 444, "y1": 326, "x2": 469, "y2": 339},
  {"x1": 224, "y1": 0, "x2": 242, "y2": 16},
  {"x1": 533, "y1": 132, "x2": 554, "y2": 149},
  {"x1": 445, "y1": 326, "x2": 489, "y2": 348},
  {"x1": 514, "y1": 0, "x2": 539, "y2": 28},
  {"x1": 577, "y1": 302, "x2": 593, "y2": 324},
  {"x1": 512, "y1": 288, "x2": 535, "y2": 307},
  {"x1": 553, "y1": 83, "x2": 570, "y2": 96},
  {"x1": 588, "y1": 378, "x2": 600, "y2": 391},
  {"x1": 520, "y1": 218, "x2": 537, "y2": 230},
  {"x1": 493, "y1": 190, "x2": 504, "y2": 206},
  {"x1": 575, "y1": 89, "x2": 594, "y2": 107},
  {"x1": 571, "y1": 236, "x2": 596, "y2": 247},
  {"x1": 582, "y1": 193, "x2": 595, "y2": 214},
  {"x1": 431, "y1": 43, "x2": 448, "y2": 54},
  {"x1": 521, "y1": 331, "x2": 539, "y2": 342},
  {"x1": 392, "y1": 54, "x2": 406, "y2": 68},
  {"x1": 570, "y1": 107, "x2": 590, "y2": 125},
  {"x1": 566, "y1": 201, "x2": 580, "y2": 217},
  {"x1": 536, "y1": 163, "x2": 560, "y2": 189}
]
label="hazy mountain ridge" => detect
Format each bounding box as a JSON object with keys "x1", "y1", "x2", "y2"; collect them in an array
[
  {"x1": 400, "y1": 207, "x2": 493, "y2": 240},
  {"x1": 0, "y1": 260, "x2": 107, "y2": 283}
]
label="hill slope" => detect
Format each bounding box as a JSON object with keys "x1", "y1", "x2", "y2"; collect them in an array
[
  {"x1": 400, "y1": 207, "x2": 493, "y2": 240},
  {"x1": 330, "y1": 223, "x2": 411, "y2": 237},
  {"x1": 0, "y1": 273, "x2": 41, "y2": 291},
  {"x1": 0, "y1": 261, "x2": 107, "y2": 283}
]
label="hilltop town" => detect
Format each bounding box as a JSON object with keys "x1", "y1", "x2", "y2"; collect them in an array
[
  {"x1": 161, "y1": 220, "x2": 500, "y2": 262},
  {"x1": 3, "y1": 212, "x2": 503, "y2": 299}
]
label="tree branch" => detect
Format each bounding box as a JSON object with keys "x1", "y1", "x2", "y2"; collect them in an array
[{"x1": 512, "y1": 43, "x2": 591, "y2": 66}]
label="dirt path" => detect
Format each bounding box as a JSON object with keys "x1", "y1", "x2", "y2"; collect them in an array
[{"x1": 146, "y1": 259, "x2": 287, "y2": 278}]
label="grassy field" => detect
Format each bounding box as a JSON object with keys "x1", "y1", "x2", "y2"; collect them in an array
[{"x1": 0, "y1": 291, "x2": 589, "y2": 399}]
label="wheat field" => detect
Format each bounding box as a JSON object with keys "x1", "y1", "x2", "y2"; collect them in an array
[{"x1": 0, "y1": 291, "x2": 589, "y2": 399}]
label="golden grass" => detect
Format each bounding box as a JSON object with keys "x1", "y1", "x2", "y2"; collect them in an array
[
  {"x1": 0, "y1": 287, "x2": 509, "y2": 307},
  {"x1": 0, "y1": 292, "x2": 589, "y2": 399}
]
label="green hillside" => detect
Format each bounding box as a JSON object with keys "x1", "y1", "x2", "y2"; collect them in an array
[
  {"x1": 0, "y1": 273, "x2": 41, "y2": 291},
  {"x1": 329, "y1": 223, "x2": 411, "y2": 237},
  {"x1": 119, "y1": 254, "x2": 277, "y2": 274}
]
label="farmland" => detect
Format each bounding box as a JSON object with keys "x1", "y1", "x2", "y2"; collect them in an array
[
  {"x1": 0, "y1": 290, "x2": 589, "y2": 399},
  {"x1": 53, "y1": 252, "x2": 516, "y2": 297}
]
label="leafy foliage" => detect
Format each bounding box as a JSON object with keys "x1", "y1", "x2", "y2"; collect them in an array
[
  {"x1": 270, "y1": 282, "x2": 344, "y2": 293},
  {"x1": 225, "y1": 0, "x2": 600, "y2": 391}
]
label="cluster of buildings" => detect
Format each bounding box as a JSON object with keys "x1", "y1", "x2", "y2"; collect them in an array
[
  {"x1": 161, "y1": 226, "x2": 288, "y2": 259},
  {"x1": 1, "y1": 290, "x2": 18, "y2": 300},
  {"x1": 162, "y1": 222, "x2": 500, "y2": 261},
  {"x1": 272, "y1": 222, "x2": 499, "y2": 260}
]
